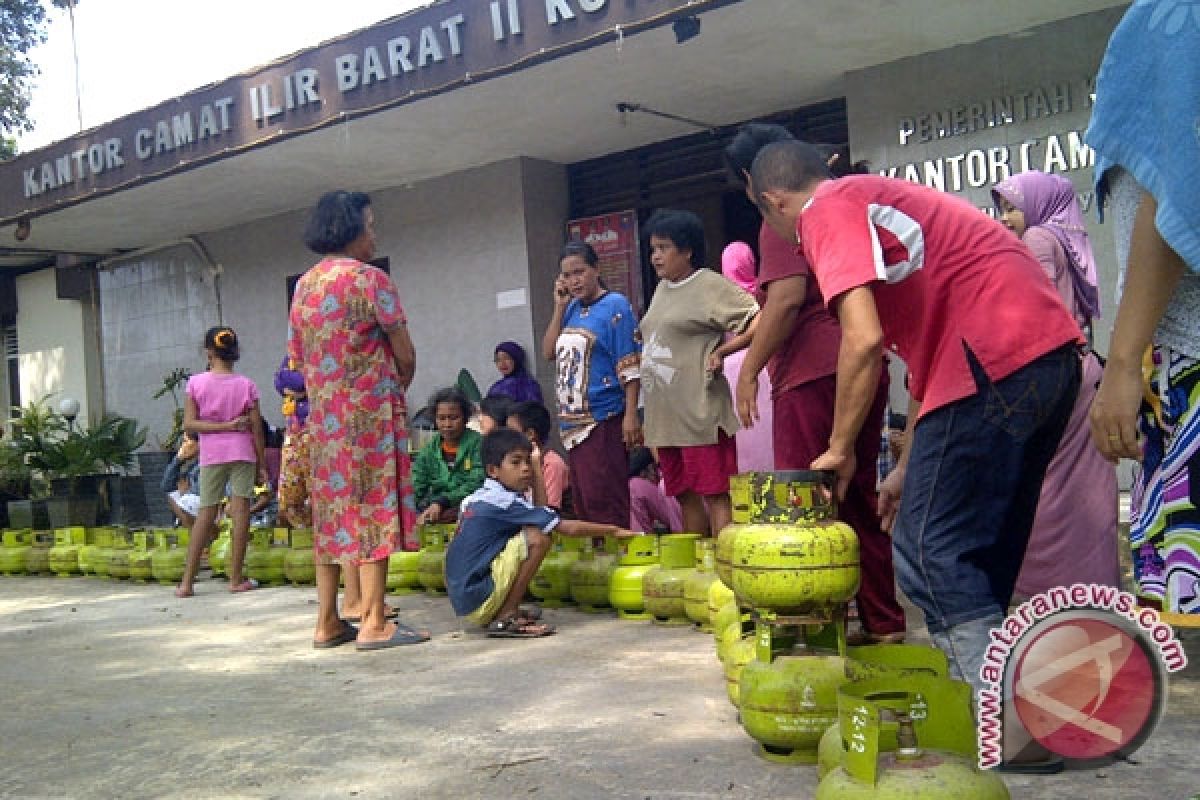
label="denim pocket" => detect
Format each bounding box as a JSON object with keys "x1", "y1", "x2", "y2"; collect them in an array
[{"x1": 981, "y1": 380, "x2": 1044, "y2": 440}]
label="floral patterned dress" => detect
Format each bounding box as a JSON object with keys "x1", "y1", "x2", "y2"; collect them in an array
[{"x1": 287, "y1": 257, "x2": 417, "y2": 562}]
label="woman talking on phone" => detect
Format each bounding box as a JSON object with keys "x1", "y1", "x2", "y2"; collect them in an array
[{"x1": 541, "y1": 239, "x2": 642, "y2": 528}]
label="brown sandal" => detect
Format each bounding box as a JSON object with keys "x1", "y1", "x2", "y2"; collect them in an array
[{"x1": 486, "y1": 615, "x2": 556, "y2": 638}]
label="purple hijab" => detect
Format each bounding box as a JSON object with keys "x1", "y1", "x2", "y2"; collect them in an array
[
  {"x1": 992, "y1": 171, "x2": 1101, "y2": 321},
  {"x1": 487, "y1": 341, "x2": 544, "y2": 404}
]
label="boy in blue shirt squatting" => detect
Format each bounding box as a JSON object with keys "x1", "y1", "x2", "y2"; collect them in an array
[{"x1": 445, "y1": 428, "x2": 636, "y2": 637}]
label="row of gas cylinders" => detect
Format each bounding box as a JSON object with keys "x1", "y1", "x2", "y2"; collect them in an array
[
  {"x1": 0, "y1": 526, "x2": 189, "y2": 584},
  {"x1": 0, "y1": 524, "x2": 321, "y2": 587},
  {"x1": 707, "y1": 470, "x2": 1008, "y2": 798}
]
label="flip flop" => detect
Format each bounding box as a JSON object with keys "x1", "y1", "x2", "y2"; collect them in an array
[
  {"x1": 342, "y1": 605, "x2": 399, "y2": 623},
  {"x1": 517, "y1": 604, "x2": 543, "y2": 621},
  {"x1": 230, "y1": 578, "x2": 259, "y2": 593},
  {"x1": 313, "y1": 620, "x2": 359, "y2": 649},
  {"x1": 355, "y1": 622, "x2": 431, "y2": 651}
]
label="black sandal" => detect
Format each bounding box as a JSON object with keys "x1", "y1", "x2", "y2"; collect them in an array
[{"x1": 486, "y1": 615, "x2": 556, "y2": 638}]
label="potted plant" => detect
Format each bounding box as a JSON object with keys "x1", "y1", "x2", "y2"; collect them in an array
[
  {"x1": 11, "y1": 399, "x2": 147, "y2": 527},
  {"x1": 3, "y1": 401, "x2": 55, "y2": 528}
]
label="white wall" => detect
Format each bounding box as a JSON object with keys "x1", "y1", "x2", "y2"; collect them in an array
[{"x1": 16, "y1": 269, "x2": 98, "y2": 424}]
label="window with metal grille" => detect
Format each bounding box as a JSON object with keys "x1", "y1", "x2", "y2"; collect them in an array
[{"x1": 3, "y1": 325, "x2": 18, "y2": 414}]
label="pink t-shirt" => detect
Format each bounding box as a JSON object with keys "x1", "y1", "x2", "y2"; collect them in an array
[
  {"x1": 542, "y1": 449, "x2": 569, "y2": 509},
  {"x1": 798, "y1": 175, "x2": 1083, "y2": 417},
  {"x1": 187, "y1": 372, "x2": 260, "y2": 466}
]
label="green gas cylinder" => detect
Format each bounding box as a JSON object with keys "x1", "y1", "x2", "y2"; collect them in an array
[
  {"x1": 530, "y1": 534, "x2": 583, "y2": 608},
  {"x1": 815, "y1": 677, "x2": 1008, "y2": 799},
  {"x1": 729, "y1": 520, "x2": 860, "y2": 614},
  {"x1": 77, "y1": 528, "x2": 103, "y2": 576},
  {"x1": 89, "y1": 527, "x2": 114, "y2": 578},
  {"x1": 568, "y1": 539, "x2": 614, "y2": 613},
  {"x1": 708, "y1": 579, "x2": 736, "y2": 636},
  {"x1": 262, "y1": 529, "x2": 288, "y2": 585},
  {"x1": 106, "y1": 528, "x2": 132, "y2": 579},
  {"x1": 817, "y1": 646, "x2": 952, "y2": 779},
  {"x1": 684, "y1": 538, "x2": 719, "y2": 630},
  {"x1": 643, "y1": 533, "x2": 699, "y2": 625},
  {"x1": 151, "y1": 530, "x2": 188, "y2": 585},
  {"x1": 208, "y1": 524, "x2": 232, "y2": 577},
  {"x1": 739, "y1": 654, "x2": 849, "y2": 764},
  {"x1": 416, "y1": 525, "x2": 449, "y2": 594},
  {"x1": 284, "y1": 528, "x2": 316, "y2": 586},
  {"x1": 386, "y1": 549, "x2": 421, "y2": 593},
  {"x1": 0, "y1": 529, "x2": 33, "y2": 575},
  {"x1": 23, "y1": 530, "x2": 52, "y2": 575},
  {"x1": 723, "y1": 632, "x2": 757, "y2": 707},
  {"x1": 127, "y1": 531, "x2": 155, "y2": 582},
  {"x1": 243, "y1": 527, "x2": 273, "y2": 584},
  {"x1": 609, "y1": 534, "x2": 658, "y2": 619},
  {"x1": 49, "y1": 526, "x2": 86, "y2": 576}
]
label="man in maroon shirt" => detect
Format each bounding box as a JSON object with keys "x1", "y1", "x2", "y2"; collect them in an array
[{"x1": 725, "y1": 124, "x2": 906, "y2": 643}]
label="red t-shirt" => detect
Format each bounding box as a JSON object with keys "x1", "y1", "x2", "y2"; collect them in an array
[
  {"x1": 798, "y1": 175, "x2": 1083, "y2": 416},
  {"x1": 756, "y1": 223, "x2": 841, "y2": 394}
]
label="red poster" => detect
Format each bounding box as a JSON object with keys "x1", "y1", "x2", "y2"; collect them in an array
[{"x1": 566, "y1": 211, "x2": 643, "y2": 314}]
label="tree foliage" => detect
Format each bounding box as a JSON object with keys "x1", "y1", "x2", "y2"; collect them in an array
[{"x1": 0, "y1": 0, "x2": 50, "y2": 136}]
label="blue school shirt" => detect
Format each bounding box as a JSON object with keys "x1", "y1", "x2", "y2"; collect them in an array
[{"x1": 445, "y1": 479, "x2": 559, "y2": 616}]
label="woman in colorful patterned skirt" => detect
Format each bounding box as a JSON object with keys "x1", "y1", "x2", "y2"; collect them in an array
[{"x1": 289, "y1": 190, "x2": 430, "y2": 650}]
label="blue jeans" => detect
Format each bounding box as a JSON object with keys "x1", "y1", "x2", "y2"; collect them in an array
[{"x1": 893, "y1": 345, "x2": 1080, "y2": 634}]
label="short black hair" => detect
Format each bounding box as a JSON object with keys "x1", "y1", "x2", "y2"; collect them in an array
[
  {"x1": 482, "y1": 428, "x2": 531, "y2": 469},
  {"x1": 628, "y1": 445, "x2": 655, "y2": 478},
  {"x1": 509, "y1": 401, "x2": 553, "y2": 445},
  {"x1": 479, "y1": 395, "x2": 514, "y2": 426},
  {"x1": 203, "y1": 326, "x2": 240, "y2": 362},
  {"x1": 643, "y1": 209, "x2": 706, "y2": 268},
  {"x1": 724, "y1": 123, "x2": 794, "y2": 185},
  {"x1": 429, "y1": 386, "x2": 472, "y2": 421},
  {"x1": 303, "y1": 190, "x2": 371, "y2": 255},
  {"x1": 560, "y1": 238, "x2": 599, "y2": 267},
  {"x1": 749, "y1": 140, "x2": 833, "y2": 198}
]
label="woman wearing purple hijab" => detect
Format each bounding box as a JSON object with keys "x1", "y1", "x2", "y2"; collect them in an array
[
  {"x1": 993, "y1": 170, "x2": 1120, "y2": 597},
  {"x1": 487, "y1": 341, "x2": 544, "y2": 404}
]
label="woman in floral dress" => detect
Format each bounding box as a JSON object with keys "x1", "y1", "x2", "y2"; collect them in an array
[{"x1": 289, "y1": 190, "x2": 429, "y2": 650}]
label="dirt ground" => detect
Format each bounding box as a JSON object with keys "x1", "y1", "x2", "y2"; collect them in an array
[{"x1": 0, "y1": 574, "x2": 1197, "y2": 800}]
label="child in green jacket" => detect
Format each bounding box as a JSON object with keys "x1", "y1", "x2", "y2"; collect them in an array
[{"x1": 414, "y1": 387, "x2": 485, "y2": 525}]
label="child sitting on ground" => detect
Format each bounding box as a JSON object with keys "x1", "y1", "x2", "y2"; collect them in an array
[
  {"x1": 413, "y1": 387, "x2": 485, "y2": 525},
  {"x1": 507, "y1": 401, "x2": 569, "y2": 512},
  {"x1": 628, "y1": 446, "x2": 683, "y2": 533},
  {"x1": 445, "y1": 428, "x2": 636, "y2": 637},
  {"x1": 477, "y1": 395, "x2": 514, "y2": 435}
]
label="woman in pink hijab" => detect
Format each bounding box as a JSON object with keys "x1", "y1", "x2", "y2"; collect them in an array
[
  {"x1": 720, "y1": 242, "x2": 774, "y2": 472},
  {"x1": 993, "y1": 171, "x2": 1119, "y2": 597}
]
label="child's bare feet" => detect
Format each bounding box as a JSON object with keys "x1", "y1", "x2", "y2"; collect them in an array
[{"x1": 174, "y1": 586, "x2": 194, "y2": 598}]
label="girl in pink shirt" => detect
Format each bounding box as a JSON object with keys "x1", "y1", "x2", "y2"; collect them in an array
[{"x1": 175, "y1": 326, "x2": 267, "y2": 597}]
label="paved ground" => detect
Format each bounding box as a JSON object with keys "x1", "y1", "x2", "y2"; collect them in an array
[{"x1": 0, "y1": 574, "x2": 1197, "y2": 800}]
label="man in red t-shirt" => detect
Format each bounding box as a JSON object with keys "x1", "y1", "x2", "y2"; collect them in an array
[
  {"x1": 749, "y1": 139, "x2": 1083, "y2": 697},
  {"x1": 724, "y1": 124, "x2": 906, "y2": 643}
]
